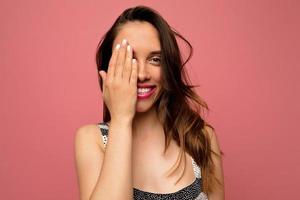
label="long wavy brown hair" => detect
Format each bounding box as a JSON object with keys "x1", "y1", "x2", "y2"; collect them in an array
[{"x1": 95, "y1": 5, "x2": 223, "y2": 193}]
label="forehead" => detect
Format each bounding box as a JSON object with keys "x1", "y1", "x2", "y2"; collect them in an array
[{"x1": 113, "y1": 21, "x2": 161, "y2": 54}]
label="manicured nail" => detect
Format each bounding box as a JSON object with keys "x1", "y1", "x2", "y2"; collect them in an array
[
  {"x1": 127, "y1": 45, "x2": 131, "y2": 51},
  {"x1": 132, "y1": 59, "x2": 136, "y2": 63},
  {"x1": 122, "y1": 39, "x2": 127, "y2": 46},
  {"x1": 115, "y1": 44, "x2": 120, "y2": 49}
]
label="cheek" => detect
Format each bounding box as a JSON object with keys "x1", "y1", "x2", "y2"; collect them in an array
[{"x1": 152, "y1": 69, "x2": 162, "y2": 83}]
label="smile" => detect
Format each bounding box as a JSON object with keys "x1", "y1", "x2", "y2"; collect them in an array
[{"x1": 137, "y1": 86, "x2": 156, "y2": 100}]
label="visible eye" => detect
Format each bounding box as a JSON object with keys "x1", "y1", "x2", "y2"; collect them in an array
[{"x1": 149, "y1": 56, "x2": 161, "y2": 65}]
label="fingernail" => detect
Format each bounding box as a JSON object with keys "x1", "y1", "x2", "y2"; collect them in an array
[
  {"x1": 115, "y1": 44, "x2": 120, "y2": 49},
  {"x1": 127, "y1": 45, "x2": 131, "y2": 51},
  {"x1": 132, "y1": 59, "x2": 136, "y2": 63},
  {"x1": 122, "y1": 39, "x2": 127, "y2": 46}
]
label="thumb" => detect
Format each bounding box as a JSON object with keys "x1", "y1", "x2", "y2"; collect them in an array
[
  {"x1": 99, "y1": 70, "x2": 107, "y2": 81},
  {"x1": 99, "y1": 70, "x2": 107, "y2": 92}
]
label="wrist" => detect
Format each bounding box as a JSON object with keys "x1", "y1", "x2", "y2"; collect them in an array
[{"x1": 110, "y1": 117, "x2": 133, "y2": 127}]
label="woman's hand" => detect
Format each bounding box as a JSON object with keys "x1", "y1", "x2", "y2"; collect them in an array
[{"x1": 99, "y1": 39, "x2": 138, "y2": 123}]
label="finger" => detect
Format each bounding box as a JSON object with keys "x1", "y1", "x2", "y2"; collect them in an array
[
  {"x1": 99, "y1": 70, "x2": 107, "y2": 94},
  {"x1": 123, "y1": 44, "x2": 132, "y2": 82},
  {"x1": 107, "y1": 43, "x2": 120, "y2": 81},
  {"x1": 115, "y1": 39, "x2": 127, "y2": 78},
  {"x1": 130, "y1": 59, "x2": 137, "y2": 86}
]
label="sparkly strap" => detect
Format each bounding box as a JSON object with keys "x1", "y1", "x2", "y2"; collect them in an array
[
  {"x1": 98, "y1": 122, "x2": 109, "y2": 148},
  {"x1": 192, "y1": 158, "x2": 202, "y2": 178},
  {"x1": 195, "y1": 192, "x2": 209, "y2": 200}
]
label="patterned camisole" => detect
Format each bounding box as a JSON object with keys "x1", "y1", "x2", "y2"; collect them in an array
[{"x1": 97, "y1": 122, "x2": 208, "y2": 200}]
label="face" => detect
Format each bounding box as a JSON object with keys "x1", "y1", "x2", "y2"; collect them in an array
[{"x1": 113, "y1": 21, "x2": 162, "y2": 113}]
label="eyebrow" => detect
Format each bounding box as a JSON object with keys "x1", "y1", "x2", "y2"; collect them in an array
[{"x1": 149, "y1": 50, "x2": 161, "y2": 55}]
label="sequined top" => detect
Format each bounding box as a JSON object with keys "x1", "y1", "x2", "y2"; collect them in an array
[{"x1": 97, "y1": 122, "x2": 208, "y2": 200}]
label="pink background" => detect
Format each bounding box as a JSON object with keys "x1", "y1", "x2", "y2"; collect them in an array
[{"x1": 1, "y1": 0, "x2": 299, "y2": 199}]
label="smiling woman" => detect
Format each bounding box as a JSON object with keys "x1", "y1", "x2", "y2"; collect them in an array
[{"x1": 74, "y1": 5, "x2": 224, "y2": 200}]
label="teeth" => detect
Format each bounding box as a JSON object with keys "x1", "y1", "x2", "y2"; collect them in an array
[{"x1": 137, "y1": 87, "x2": 152, "y2": 94}]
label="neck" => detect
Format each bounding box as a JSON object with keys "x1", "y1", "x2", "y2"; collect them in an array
[{"x1": 132, "y1": 106, "x2": 163, "y2": 140}]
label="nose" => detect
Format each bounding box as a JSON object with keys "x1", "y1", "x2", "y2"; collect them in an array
[{"x1": 137, "y1": 61, "x2": 150, "y2": 82}]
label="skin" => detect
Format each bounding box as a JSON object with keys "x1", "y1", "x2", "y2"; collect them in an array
[{"x1": 74, "y1": 21, "x2": 224, "y2": 200}]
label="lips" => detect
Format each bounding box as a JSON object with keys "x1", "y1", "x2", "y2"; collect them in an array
[{"x1": 137, "y1": 86, "x2": 156, "y2": 100}]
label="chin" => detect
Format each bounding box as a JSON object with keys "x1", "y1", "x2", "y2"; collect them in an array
[{"x1": 135, "y1": 101, "x2": 154, "y2": 113}]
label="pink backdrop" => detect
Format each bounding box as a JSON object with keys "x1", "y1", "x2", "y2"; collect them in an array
[{"x1": 1, "y1": 0, "x2": 299, "y2": 199}]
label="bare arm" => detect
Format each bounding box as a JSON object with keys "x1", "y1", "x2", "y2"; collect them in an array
[
  {"x1": 74, "y1": 122, "x2": 133, "y2": 200},
  {"x1": 205, "y1": 126, "x2": 225, "y2": 200},
  {"x1": 92, "y1": 121, "x2": 133, "y2": 199},
  {"x1": 74, "y1": 124, "x2": 104, "y2": 200}
]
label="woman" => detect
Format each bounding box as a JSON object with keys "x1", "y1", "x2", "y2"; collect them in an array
[{"x1": 75, "y1": 5, "x2": 224, "y2": 200}]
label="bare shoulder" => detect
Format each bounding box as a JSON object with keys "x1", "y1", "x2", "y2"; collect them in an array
[
  {"x1": 203, "y1": 125, "x2": 216, "y2": 140},
  {"x1": 203, "y1": 125, "x2": 225, "y2": 199},
  {"x1": 75, "y1": 123, "x2": 105, "y2": 153},
  {"x1": 74, "y1": 124, "x2": 106, "y2": 199},
  {"x1": 203, "y1": 125, "x2": 221, "y2": 154}
]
